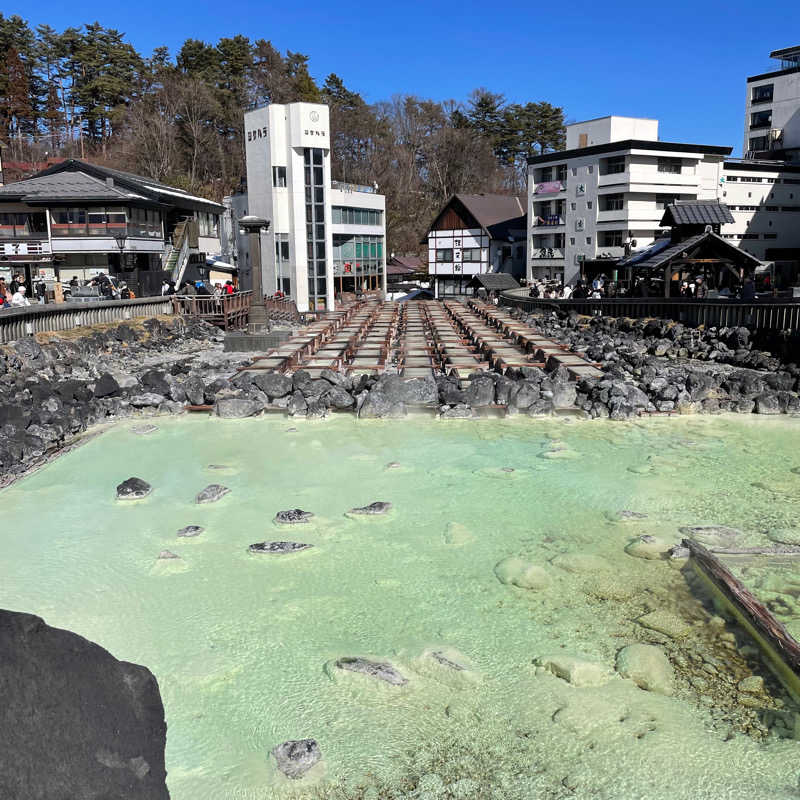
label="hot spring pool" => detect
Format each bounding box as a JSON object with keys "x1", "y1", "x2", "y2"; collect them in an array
[{"x1": 2, "y1": 415, "x2": 799, "y2": 798}]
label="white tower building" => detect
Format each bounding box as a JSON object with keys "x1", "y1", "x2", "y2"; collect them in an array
[{"x1": 243, "y1": 102, "x2": 386, "y2": 312}]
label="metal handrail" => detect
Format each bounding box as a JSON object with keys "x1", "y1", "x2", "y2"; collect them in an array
[{"x1": 0, "y1": 296, "x2": 174, "y2": 343}]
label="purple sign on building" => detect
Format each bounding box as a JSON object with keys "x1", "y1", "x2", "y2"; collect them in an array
[{"x1": 535, "y1": 181, "x2": 564, "y2": 195}]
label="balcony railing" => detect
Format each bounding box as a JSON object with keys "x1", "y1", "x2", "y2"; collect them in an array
[
  {"x1": 533, "y1": 215, "x2": 565, "y2": 227},
  {"x1": 331, "y1": 180, "x2": 377, "y2": 194},
  {"x1": 531, "y1": 247, "x2": 565, "y2": 259}
]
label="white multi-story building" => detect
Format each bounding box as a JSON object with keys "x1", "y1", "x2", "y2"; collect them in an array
[
  {"x1": 243, "y1": 102, "x2": 386, "y2": 312},
  {"x1": 743, "y1": 45, "x2": 800, "y2": 162},
  {"x1": 527, "y1": 117, "x2": 729, "y2": 284},
  {"x1": 526, "y1": 116, "x2": 800, "y2": 285}
]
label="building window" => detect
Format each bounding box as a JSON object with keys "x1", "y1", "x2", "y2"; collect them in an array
[
  {"x1": 556, "y1": 164, "x2": 567, "y2": 183},
  {"x1": 539, "y1": 167, "x2": 553, "y2": 182},
  {"x1": 569, "y1": 237, "x2": 575, "y2": 245},
  {"x1": 585, "y1": 237, "x2": 591, "y2": 245},
  {"x1": 462, "y1": 248, "x2": 481, "y2": 262},
  {"x1": 436, "y1": 249, "x2": 453, "y2": 262},
  {"x1": 657, "y1": 157, "x2": 682, "y2": 174},
  {"x1": 586, "y1": 201, "x2": 593, "y2": 209},
  {"x1": 751, "y1": 109, "x2": 772, "y2": 129},
  {"x1": 601, "y1": 156, "x2": 626, "y2": 175},
  {"x1": 554, "y1": 233, "x2": 565, "y2": 248},
  {"x1": 197, "y1": 211, "x2": 218, "y2": 237},
  {"x1": 331, "y1": 206, "x2": 383, "y2": 225},
  {"x1": 304, "y1": 148, "x2": 327, "y2": 309},
  {"x1": 571, "y1": 202, "x2": 576, "y2": 210},
  {"x1": 600, "y1": 193, "x2": 624, "y2": 211},
  {"x1": 599, "y1": 230, "x2": 624, "y2": 247},
  {"x1": 571, "y1": 167, "x2": 577, "y2": 176},
  {"x1": 272, "y1": 166, "x2": 287, "y2": 187},
  {"x1": 752, "y1": 84, "x2": 773, "y2": 103},
  {"x1": 0, "y1": 211, "x2": 47, "y2": 238},
  {"x1": 748, "y1": 136, "x2": 768, "y2": 152}
]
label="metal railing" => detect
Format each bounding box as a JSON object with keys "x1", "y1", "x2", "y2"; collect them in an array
[
  {"x1": 499, "y1": 291, "x2": 800, "y2": 333},
  {"x1": 0, "y1": 296, "x2": 174, "y2": 343}
]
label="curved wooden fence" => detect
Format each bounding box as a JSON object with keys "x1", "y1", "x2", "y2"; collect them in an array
[
  {"x1": 0, "y1": 297, "x2": 174, "y2": 344},
  {"x1": 499, "y1": 292, "x2": 800, "y2": 333}
]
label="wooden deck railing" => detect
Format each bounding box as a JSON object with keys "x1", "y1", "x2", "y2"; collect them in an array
[{"x1": 172, "y1": 291, "x2": 252, "y2": 330}]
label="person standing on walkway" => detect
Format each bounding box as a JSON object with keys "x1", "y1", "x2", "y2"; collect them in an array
[
  {"x1": 695, "y1": 277, "x2": 708, "y2": 299},
  {"x1": 11, "y1": 286, "x2": 30, "y2": 307}
]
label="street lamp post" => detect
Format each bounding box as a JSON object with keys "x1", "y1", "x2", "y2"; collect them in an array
[{"x1": 238, "y1": 215, "x2": 270, "y2": 333}]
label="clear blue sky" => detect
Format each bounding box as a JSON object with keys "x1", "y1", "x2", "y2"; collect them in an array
[{"x1": 8, "y1": 0, "x2": 800, "y2": 156}]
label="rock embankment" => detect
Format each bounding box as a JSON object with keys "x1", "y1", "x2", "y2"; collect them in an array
[{"x1": 0, "y1": 316, "x2": 250, "y2": 481}]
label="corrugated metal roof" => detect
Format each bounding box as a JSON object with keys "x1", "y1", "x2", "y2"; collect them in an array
[{"x1": 660, "y1": 200, "x2": 734, "y2": 227}]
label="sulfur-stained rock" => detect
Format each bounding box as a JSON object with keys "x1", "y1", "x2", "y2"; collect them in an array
[
  {"x1": 534, "y1": 654, "x2": 614, "y2": 687},
  {"x1": 494, "y1": 557, "x2": 551, "y2": 591},
  {"x1": 616, "y1": 643, "x2": 675, "y2": 695}
]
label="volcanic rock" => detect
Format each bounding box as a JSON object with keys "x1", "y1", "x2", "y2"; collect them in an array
[
  {"x1": 195, "y1": 484, "x2": 230, "y2": 504},
  {"x1": 0, "y1": 609, "x2": 168, "y2": 799},
  {"x1": 271, "y1": 738, "x2": 322, "y2": 779},
  {"x1": 177, "y1": 525, "x2": 204, "y2": 538},
  {"x1": 116, "y1": 477, "x2": 152, "y2": 500},
  {"x1": 275, "y1": 508, "x2": 314, "y2": 524},
  {"x1": 348, "y1": 501, "x2": 392, "y2": 515},
  {"x1": 248, "y1": 541, "x2": 313, "y2": 554},
  {"x1": 335, "y1": 657, "x2": 408, "y2": 686}
]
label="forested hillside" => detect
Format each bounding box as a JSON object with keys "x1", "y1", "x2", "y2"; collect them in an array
[{"x1": 0, "y1": 15, "x2": 565, "y2": 251}]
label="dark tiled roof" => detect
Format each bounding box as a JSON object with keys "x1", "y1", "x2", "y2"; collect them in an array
[
  {"x1": 660, "y1": 200, "x2": 734, "y2": 227},
  {"x1": 633, "y1": 231, "x2": 761, "y2": 270},
  {"x1": 470, "y1": 273, "x2": 520, "y2": 291},
  {"x1": 0, "y1": 159, "x2": 224, "y2": 212},
  {"x1": 388, "y1": 255, "x2": 424, "y2": 270},
  {"x1": 0, "y1": 171, "x2": 144, "y2": 202}
]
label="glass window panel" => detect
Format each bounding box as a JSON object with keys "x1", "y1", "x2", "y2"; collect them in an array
[
  {"x1": 313, "y1": 167, "x2": 323, "y2": 185},
  {"x1": 0, "y1": 213, "x2": 14, "y2": 236},
  {"x1": 280, "y1": 241, "x2": 289, "y2": 260},
  {"x1": 355, "y1": 242, "x2": 362, "y2": 258},
  {"x1": 316, "y1": 242, "x2": 325, "y2": 259},
  {"x1": 314, "y1": 203, "x2": 324, "y2": 221},
  {"x1": 314, "y1": 187, "x2": 324, "y2": 203},
  {"x1": 315, "y1": 223, "x2": 325, "y2": 239},
  {"x1": 332, "y1": 208, "x2": 341, "y2": 224},
  {"x1": 307, "y1": 242, "x2": 314, "y2": 259},
  {"x1": 312, "y1": 149, "x2": 323, "y2": 166}
]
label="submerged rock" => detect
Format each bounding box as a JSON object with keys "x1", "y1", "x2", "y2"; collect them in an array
[
  {"x1": 275, "y1": 509, "x2": 314, "y2": 525},
  {"x1": 116, "y1": 477, "x2": 152, "y2": 500},
  {"x1": 637, "y1": 610, "x2": 690, "y2": 639},
  {"x1": 131, "y1": 424, "x2": 158, "y2": 436},
  {"x1": 616, "y1": 643, "x2": 675, "y2": 695},
  {"x1": 678, "y1": 525, "x2": 742, "y2": 543},
  {"x1": 177, "y1": 525, "x2": 204, "y2": 538},
  {"x1": 551, "y1": 552, "x2": 611, "y2": 573},
  {"x1": 534, "y1": 654, "x2": 614, "y2": 687},
  {"x1": 348, "y1": 501, "x2": 392, "y2": 515},
  {"x1": 385, "y1": 462, "x2": 401, "y2": 469},
  {"x1": 624, "y1": 535, "x2": 671, "y2": 560},
  {"x1": 335, "y1": 657, "x2": 408, "y2": 686},
  {"x1": 157, "y1": 550, "x2": 180, "y2": 560},
  {"x1": 272, "y1": 739, "x2": 321, "y2": 779},
  {"x1": 196, "y1": 484, "x2": 230, "y2": 504},
  {"x1": 494, "y1": 557, "x2": 550, "y2": 591},
  {"x1": 431, "y1": 650, "x2": 466, "y2": 671},
  {"x1": 248, "y1": 541, "x2": 313, "y2": 554},
  {"x1": 766, "y1": 528, "x2": 800, "y2": 546}
]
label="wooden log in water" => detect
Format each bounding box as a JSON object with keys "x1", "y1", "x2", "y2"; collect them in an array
[{"x1": 684, "y1": 538, "x2": 800, "y2": 704}]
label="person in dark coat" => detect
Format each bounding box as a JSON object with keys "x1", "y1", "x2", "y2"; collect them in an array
[{"x1": 740, "y1": 276, "x2": 756, "y2": 301}]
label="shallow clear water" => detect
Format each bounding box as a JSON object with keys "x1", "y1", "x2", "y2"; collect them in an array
[{"x1": 2, "y1": 414, "x2": 799, "y2": 798}]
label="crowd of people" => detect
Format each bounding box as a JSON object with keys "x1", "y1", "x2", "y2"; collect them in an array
[
  {"x1": 528, "y1": 273, "x2": 760, "y2": 302},
  {"x1": 0, "y1": 274, "x2": 34, "y2": 308},
  {"x1": 171, "y1": 279, "x2": 236, "y2": 298}
]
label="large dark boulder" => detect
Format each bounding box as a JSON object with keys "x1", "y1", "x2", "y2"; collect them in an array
[
  {"x1": 463, "y1": 376, "x2": 495, "y2": 407},
  {"x1": 398, "y1": 376, "x2": 438, "y2": 404},
  {"x1": 213, "y1": 398, "x2": 262, "y2": 418},
  {"x1": 140, "y1": 370, "x2": 170, "y2": 397},
  {"x1": 94, "y1": 373, "x2": 121, "y2": 399},
  {"x1": 183, "y1": 376, "x2": 206, "y2": 406},
  {"x1": 325, "y1": 386, "x2": 354, "y2": 409},
  {"x1": 252, "y1": 372, "x2": 293, "y2": 399},
  {"x1": 0, "y1": 609, "x2": 168, "y2": 799},
  {"x1": 13, "y1": 337, "x2": 43, "y2": 362}
]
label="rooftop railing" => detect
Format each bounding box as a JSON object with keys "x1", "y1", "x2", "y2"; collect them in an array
[{"x1": 331, "y1": 180, "x2": 377, "y2": 194}]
